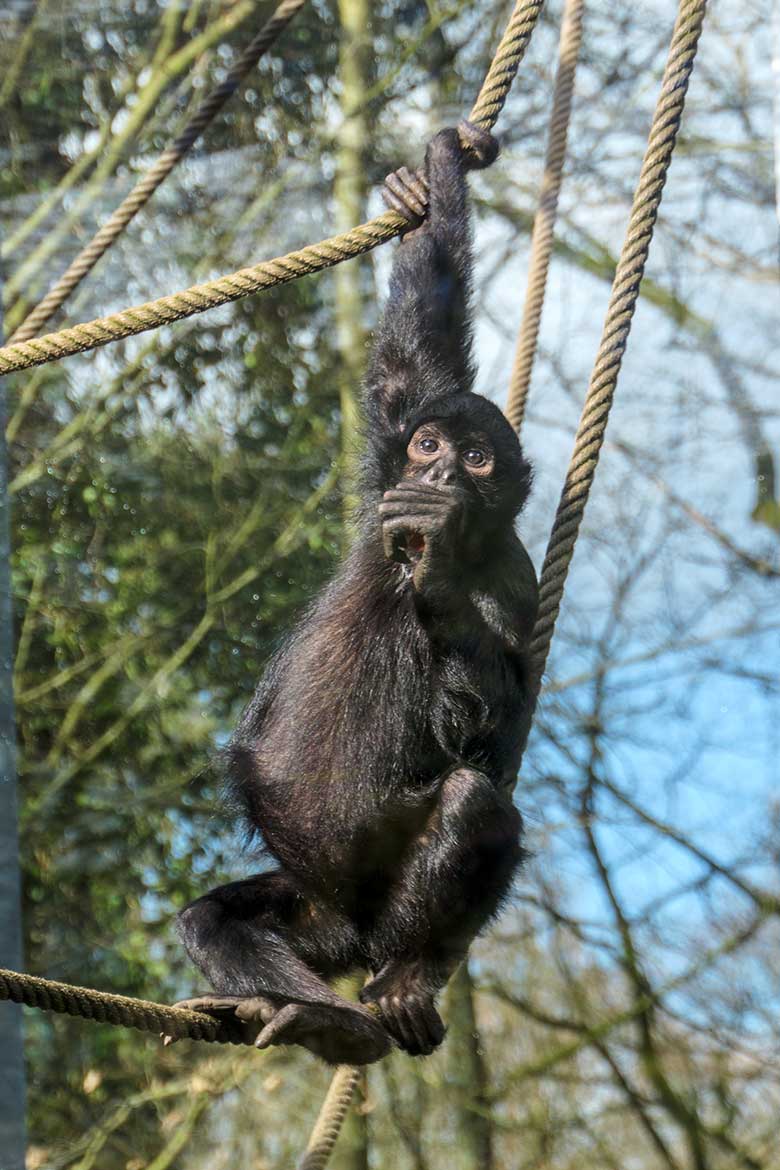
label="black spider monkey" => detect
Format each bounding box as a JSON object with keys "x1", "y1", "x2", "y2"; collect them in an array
[{"x1": 173, "y1": 123, "x2": 538, "y2": 1064}]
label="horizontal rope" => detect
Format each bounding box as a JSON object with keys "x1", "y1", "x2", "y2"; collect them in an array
[
  {"x1": 8, "y1": 0, "x2": 307, "y2": 344},
  {"x1": 0, "y1": 966, "x2": 236, "y2": 1044},
  {"x1": 0, "y1": 0, "x2": 545, "y2": 378}
]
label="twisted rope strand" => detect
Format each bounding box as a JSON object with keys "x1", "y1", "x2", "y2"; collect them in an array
[
  {"x1": 528, "y1": 0, "x2": 708, "y2": 692},
  {"x1": 505, "y1": 0, "x2": 584, "y2": 432},
  {"x1": 9, "y1": 0, "x2": 307, "y2": 345},
  {"x1": 468, "y1": 0, "x2": 545, "y2": 129},
  {"x1": 297, "y1": 1067, "x2": 364, "y2": 1170},
  {"x1": 0, "y1": 0, "x2": 546, "y2": 377},
  {"x1": 0, "y1": 967, "x2": 229, "y2": 1043},
  {"x1": 0, "y1": 214, "x2": 403, "y2": 375}
]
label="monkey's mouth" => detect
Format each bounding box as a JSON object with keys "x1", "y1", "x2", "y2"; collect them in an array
[{"x1": 402, "y1": 532, "x2": 426, "y2": 564}]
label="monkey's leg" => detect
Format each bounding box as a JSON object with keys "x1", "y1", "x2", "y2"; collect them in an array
[
  {"x1": 362, "y1": 768, "x2": 523, "y2": 1055},
  {"x1": 174, "y1": 869, "x2": 390, "y2": 1064}
]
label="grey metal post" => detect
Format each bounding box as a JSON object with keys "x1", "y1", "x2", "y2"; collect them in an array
[{"x1": 0, "y1": 276, "x2": 27, "y2": 1170}]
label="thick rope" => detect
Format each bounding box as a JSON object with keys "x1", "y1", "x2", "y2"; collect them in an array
[
  {"x1": 468, "y1": 0, "x2": 545, "y2": 130},
  {"x1": 0, "y1": 0, "x2": 546, "y2": 377},
  {"x1": 527, "y1": 0, "x2": 708, "y2": 693},
  {"x1": 0, "y1": 214, "x2": 402, "y2": 375},
  {"x1": 0, "y1": 967, "x2": 233, "y2": 1043},
  {"x1": 297, "y1": 1067, "x2": 363, "y2": 1170},
  {"x1": 505, "y1": 0, "x2": 584, "y2": 432},
  {"x1": 8, "y1": 0, "x2": 307, "y2": 345}
]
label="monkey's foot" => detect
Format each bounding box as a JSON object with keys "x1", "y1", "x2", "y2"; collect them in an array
[
  {"x1": 255, "y1": 1000, "x2": 391, "y2": 1065},
  {"x1": 457, "y1": 120, "x2": 500, "y2": 171},
  {"x1": 163, "y1": 994, "x2": 278, "y2": 1046},
  {"x1": 382, "y1": 165, "x2": 429, "y2": 228},
  {"x1": 164, "y1": 994, "x2": 390, "y2": 1065},
  {"x1": 361, "y1": 982, "x2": 446, "y2": 1057}
]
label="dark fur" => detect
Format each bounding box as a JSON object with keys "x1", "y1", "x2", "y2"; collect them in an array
[{"x1": 177, "y1": 128, "x2": 538, "y2": 1063}]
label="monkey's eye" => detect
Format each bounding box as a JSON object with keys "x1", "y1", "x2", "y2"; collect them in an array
[
  {"x1": 463, "y1": 449, "x2": 486, "y2": 467},
  {"x1": 419, "y1": 437, "x2": 439, "y2": 454}
]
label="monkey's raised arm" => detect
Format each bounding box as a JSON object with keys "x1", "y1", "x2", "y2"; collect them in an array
[{"x1": 363, "y1": 125, "x2": 498, "y2": 437}]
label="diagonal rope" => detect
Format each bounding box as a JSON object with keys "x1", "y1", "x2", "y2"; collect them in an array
[
  {"x1": 8, "y1": 0, "x2": 307, "y2": 345},
  {"x1": 0, "y1": 215, "x2": 402, "y2": 375},
  {"x1": 0, "y1": 0, "x2": 546, "y2": 378},
  {"x1": 468, "y1": 0, "x2": 545, "y2": 129},
  {"x1": 505, "y1": 0, "x2": 584, "y2": 432},
  {"x1": 527, "y1": 0, "x2": 709, "y2": 694}
]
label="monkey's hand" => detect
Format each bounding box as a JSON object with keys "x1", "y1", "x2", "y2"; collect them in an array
[
  {"x1": 360, "y1": 966, "x2": 446, "y2": 1057},
  {"x1": 382, "y1": 165, "x2": 429, "y2": 229},
  {"x1": 457, "y1": 120, "x2": 500, "y2": 170},
  {"x1": 379, "y1": 482, "x2": 463, "y2": 592}
]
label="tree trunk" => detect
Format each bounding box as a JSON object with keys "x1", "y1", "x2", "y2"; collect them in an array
[
  {"x1": 334, "y1": 0, "x2": 373, "y2": 518},
  {"x1": 445, "y1": 962, "x2": 493, "y2": 1170}
]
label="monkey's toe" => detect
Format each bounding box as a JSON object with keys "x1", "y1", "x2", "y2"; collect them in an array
[
  {"x1": 457, "y1": 120, "x2": 500, "y2": 170},
  {"x1": 164, "y1": 994, "x2": 278, "y2": 1046},
  {"x1": 256, "y1": 1001, "x2": 391, "y2": 1065}
]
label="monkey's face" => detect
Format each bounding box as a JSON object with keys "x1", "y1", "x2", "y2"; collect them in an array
[{"x1": 403, "y1": 421, "x2": 496, "y2": 495}]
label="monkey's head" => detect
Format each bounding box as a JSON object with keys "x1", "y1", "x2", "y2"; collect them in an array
[{"x1": 400, "y1": 392, "x2": 532, "y2": 526}]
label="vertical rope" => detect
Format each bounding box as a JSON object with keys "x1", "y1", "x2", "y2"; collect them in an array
[
  {"x1": 8, "y1": 0, "x2": 307, "y2": 344},
  {"x1": 505, "y1": 0, "x2": 584, "y2": 432},
  {"x1": 528, "y1": 0, "x2": 709, "y2": 693},
  {"x1": 297, "y1": 1067, "x2": 363, "y2": 1170}
]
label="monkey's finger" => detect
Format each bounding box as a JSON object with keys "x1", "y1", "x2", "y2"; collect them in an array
[
  {"x1": 233, "y1": 995, "x2": 277, "y2": 1025},
  {"x1": 381, "y1": 489, "x2": 452, "y2": 506},
  {"x1": 386, "y1": 482, "x2": 452, "y2": 498},
  {"x1": 400, "y1": 998, "x2": 437, "y2": 1055},
  {"x1": 417, "y1": 998, "x2": 446, "y2": 1048},
  {"x1": 397, "y1": 165, "x2": 429, "y2": 206},
  {"x1": 383, "y1": 172, "x2": 426, "y2": 221},
  {"x1": 380, "y1": 520, "x2": 436, "y2": 547},
  {"x1": 382, "y1": 187, "x2": 416, "y2": 221},
  {"x1": 379, "y1": 996, "x2": 418, "y2": 1054},
  {"x1": 379, "y1": 502, "x2": 447, "y2": 519},
  {"x1": 381, "y1": 493, "x2": 453, "y2": 510}
]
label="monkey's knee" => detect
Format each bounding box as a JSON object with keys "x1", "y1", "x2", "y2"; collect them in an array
[
  {"x1": 439, "y1": 768, "x2": 525, "y2": 879},
  {"x1": 176, "y1": 894, "x2": 229, "y2": 967}
]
